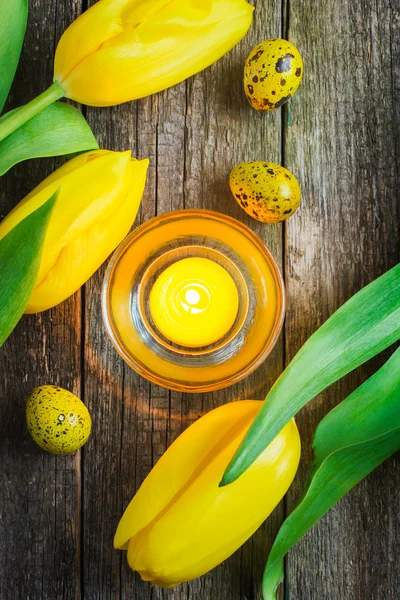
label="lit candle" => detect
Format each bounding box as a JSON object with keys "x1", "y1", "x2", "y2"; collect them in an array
[{"x1": 149, "y1": 257, "x2": 239, "y2": 347}]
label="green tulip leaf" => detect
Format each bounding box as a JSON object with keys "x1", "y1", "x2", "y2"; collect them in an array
[
  {"x1": 221, "y1": 264, "x2": 400, "y2": 485},
  {"x1": 262, "y1": 347, "x2": 400, "y2": 600},
  {"x1": 0, "y1": 102, "x2": 99, "y2": 175},
  {"x1": 0, "y1": 190, "x2": 58, "y2": 346},
  {"x1": 0, "y1": 0, "x2": 28, "y2": 114}
]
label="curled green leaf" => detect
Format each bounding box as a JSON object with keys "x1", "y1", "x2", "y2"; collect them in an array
[
  {"x1": 0, "y1": 102, "x2": 99, "y2": 175},
  {"x1": 311, "y1": 347, "x2": 400, "y2": 472},
  {"x1": 0, "y1": 190, "x2": 58, "y2": 346},
  {"x1": 262, "y1": 347, "x2": 400, "y2": 599},
  {"x1": 221, "y1": 264, "x2": 400, "y2": 485},
  {"x1": 0, "y1": 0, "x2": 28, "y2": 113}
]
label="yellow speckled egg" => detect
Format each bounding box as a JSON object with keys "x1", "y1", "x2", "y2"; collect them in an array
[
  {"x1": 229, "y1": 161, "x2": 301, "y2": 223},
  {"x1": 26, "y1": 385, "x2": 91, "y2": 454},
  {"x1": 244, "y1": 39, "x2": 303, "y2": 111}
]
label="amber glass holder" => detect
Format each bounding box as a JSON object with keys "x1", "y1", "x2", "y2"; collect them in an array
[{"x1": 102, "y1": 209, "x2": 285, "y2": 393}]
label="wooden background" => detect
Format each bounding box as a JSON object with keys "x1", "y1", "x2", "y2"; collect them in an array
[{"x1": 0, "y1": 0, "x2": 399, "y2": 598}]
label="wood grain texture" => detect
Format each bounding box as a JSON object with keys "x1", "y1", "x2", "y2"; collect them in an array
[
  {"x1": 0, "y1": 2, "x2": 83, "y2": 599},
  {"x1": 82, "y1": 1, "x2": 284, "y2": 599},
  {"x1": 284, "y1": 0, "x2": 400, "y2": 598},
  {"x1": 0, "y1": 0, "x2": 399, "y2": 599}
]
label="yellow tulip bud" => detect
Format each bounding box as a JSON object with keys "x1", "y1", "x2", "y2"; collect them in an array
[
  {"x1": 54, "y1": 0, "x2": 254, "y2": 107},
  {"x1": 0, "y1": 150, "x2": 149, "y2": 313},
  {"x1": 114, "y1": 401, "x2": 300, "y2": 588}
]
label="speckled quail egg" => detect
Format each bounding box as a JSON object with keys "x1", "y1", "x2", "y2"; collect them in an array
[
  {"x1": 229, "y1": 161, "x2": 301, "y2": 223},
  {"x1": 244, "y1": 39, "x2": 303, "y2": 111},
  {"x1": 26, "y1": 385, "x2": 91, "y2": 454}
]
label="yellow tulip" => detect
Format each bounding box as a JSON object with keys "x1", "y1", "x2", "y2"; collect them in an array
[
  {"x1": 53, "y1": 0, "x2": 254, "y2": 106},
  {"x1": 114, "y1": 401, "x2": 300, "y2": 587},
  {"x1": 0, "y1": 150, "x2": 149, "y2": 313},
  {"x1": 0, "y1": 0, "x2": 254, "y2": 142}
]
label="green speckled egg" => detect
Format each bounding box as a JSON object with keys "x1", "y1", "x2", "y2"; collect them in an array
[
  {"x1": 229, "y1": 161, "x2": 301, "y2": 223},
  {"x1": 26, "y1": 385, "x2": 91, "y2": 454},
  {"x1": 244, "y1": 39, "x2": 303, "y2": 111}
]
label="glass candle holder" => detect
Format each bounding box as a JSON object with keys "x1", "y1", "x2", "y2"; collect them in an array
[{"x1": 102, "y1": 209, "x2": 285, "y2": 393}]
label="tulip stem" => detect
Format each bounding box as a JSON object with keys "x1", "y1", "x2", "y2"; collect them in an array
[{"x1": 0, "y1": 81, "x2": 64, "y2": 142}]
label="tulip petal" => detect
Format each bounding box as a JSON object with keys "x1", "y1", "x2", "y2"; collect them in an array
[
  {"x1": 54, "y1": 0, "x2": 130, "y2": 85},
  {"x1": 0, "y1": 150, "x2": 149, "y2": 313},
  {"x1": 27, "y1": 163, "x2": 148, "y2": 313},
  {"x1": 114, "y1": 401, "x2": 260, "y2": 550},
  {"x1": 115, "y1": 401, "x2": 300, "y2": 587},
  {"x1": 55, "y1": 0, "x2": 254, "y2": 106},
  {"x1": 54, "y1": 0, "x2": 175, "y2": 84}
]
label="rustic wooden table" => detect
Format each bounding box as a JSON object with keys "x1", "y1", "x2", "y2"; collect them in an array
[{"x1": 1, "y1": 1, "x2": 399, "y2": 599}]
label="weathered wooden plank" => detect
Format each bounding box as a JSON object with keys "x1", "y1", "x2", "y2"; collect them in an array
[
  {"x1": 124, "y1": 0, "x2": 286, "y2": 596},
  {"x1": 176, "y1": 3, "x2": 286, "y2": 598},
  {"x1": 120, "y1": 84, "x2": 191, "y2": 600},
  {"x1": 284, "y1": 0, "x2": 400, "y2": 598},
  {"x1": 82, "y1": 2, "x2": 284, "y2": 600},
  {"x1": 80, "y1": 100, "x2": 139, "y2": 599},
  {"x1": 0, "y1": 2, "x2": 83, "y2": 599}
]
